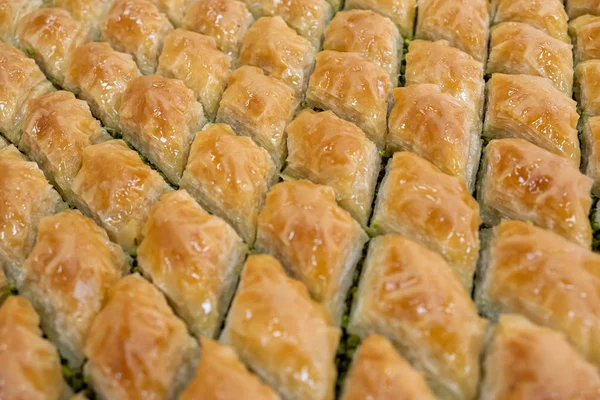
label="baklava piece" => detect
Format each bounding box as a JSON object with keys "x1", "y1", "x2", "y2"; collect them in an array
[
  {"x1": 119, "y1": 75, "x2": 205, "y2": 184},
  {"x1": 475, "y1": 220, "x2": 600, "y2": 367},
  {"x1": 256, "y1": 181, "x2": 368, "y2": 323},
  {"x1": 53, "y1": 0, "x2": 113, "y2": 40},
  {"x1": 20, "y1": 91, "x2": 110, "y2": 201},
  {"x1": 348, "y1": 235, "x2": 487, "y2": 400},
  {"x1": 0, "y1": 145, "x2": 65, "y2": 282},
  {"x1": 180, "y1": 337, "x2": 281, "y2": 400},
  {"x1": 567, "y1": 0, "x2": 600, "y2": 19},
  {"x1": 0, "y1": 296, "x2": 67, "y2": 400},
  {"x1": 487, "y1": 22, "x2": 573, "y2": 95},
  {"x1": 306, "y1": 51, "x2": 391, "y2": 149},
  {"x1": 283, "y1": 110, "x2": 380, "y2": 226},
  {"x1": 150, "y1": 0, "x2": 194, "y2": 27},
  {"x1": 371, "y1": 152, "x2": 480, "y2": 291},
  {"x1": 479, "y1": 139, "x2": 592, "y2": 248},
  {"x1": 221, "y1": 255, "x2": 340, "y2": 400},
  {"x1": 0, "y1": 43, "x2": 54, "y2": 144},
  {"x1": 569, "y1": 15, "x2": 600, "y2": 63},
  {"x1": 340, "y1": 334, "x2": 438, "y2": 400},
  {"x1": 481, "y1": 314, "x2": 600, "y2": 400},
  {"x1": 583, "y1": 117, "x2": 600, "y2": 196},
  {"x1": 387, "y1": 84, "x2": 480, "y2": 191},
  {"x1": 18, "y1": 210, "x2": 128, "y2": 368},
  {"x1": 323, "y1": 10, "x2": 401, "y2": 87},
  {"x1": 71, "y1": 140, "x2": 171, "y2": 255},
  {"x1": 157, "y1": 29, "x2": 230, "y2": 121},
  {"x1": 576, "y1": 60, "x2": 600, "y2": 117},
  {"x1": 180, "y1": 124, "x2": 277, "y2": 245},
  {"x1": 416, "y1": 0, "x2": 489, "y2": 62},
  {"x1": 483, "y1": 74, "x2": 580, "y2": 166},
  {"x1": 216, "y1": 66, "x2": 297, "y2": 167},
  {"x1": 182, "y1": 0, "x2": 253, "y2": 58},
  {"x1": 0, "y1": 0, "x2": 42, "y2": 46},
  {"x1": 101, "y1": 0, "x2": 173, "y2": 75},
  {"x1": 344, "y1": 0, "x2": 415, "y2": 39},
  {"x1": 239, "y1": 16, "x2": 314, "y2": 96},
  {"x1": 84, "y1": 274, "x2": 199, "y2": 400},
  {"x1": 137, "y1": 190, "x2": 246, "y2": 338},
  {"x1": 17, "y1": 8, "x2": 88, "y2": 87},
  {"x1": 64, "y1": 42, "x2": 141, "y2": 131}
]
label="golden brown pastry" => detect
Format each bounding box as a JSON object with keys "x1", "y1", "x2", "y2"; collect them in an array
[
  {"x1": 0, "y1": 296, "x2": 67, "y2": 400},
  {"x1": 488, "y1": 22, "x2": 573, "y2": 95},
  {"x1": 53, "y1": 0, "x2": 113, "y2": 40},
  {"x1": 101, "y1": 0, "x2": 173, "y2": 75},
  {"x1": 576, "y1": 60, "x2": 600, "y2": 117},
  {"x1": 344, "y1": 0, "x2": 415, "y2": 39},
  {"x1": 340, "y1": 334, "x2": 438, "y2": 400},
  {"x1": 283, "y1": 110, "x2": 380, "y2": 226},
  {"x1": 157, "y1": 29, "x2": 230, "y2": 121},
  {"x1": 479, "y1": 139, "x2": 592, "y2": 248},
  {"x1": 20, "y1": 90, "x2": 110, "y2": 201},
  {"x1": 84, "y1": 274, "x2": 199, "y2": 400},
  {"x1": 221, "y1": 254, "x2": 340, "y2": 400},
  {"x1": 570, "y1": 15, "x2": 600, "y2": 63},
  {"x1": 64, "y1": 42, "x2": 141, "y2": 131},
  {"x1": 180, "y1": 337, "x2": 281, "y2": 400},
  {"x1": 182, "y1": 0, "x2": 254, "y2": 58},
  {"x1": 150, "y1": 0, "x2": 193, "y2": 27},
  {"x1": 0, "y1": 268, "x2": 8, "y2": 304},
  {"x1": 475, "y1": 220, "x2": 600, "y2": 368},
  {"x1": 239, "y1": 16, "x2": 315, "y2": 96},
  {"x1": 71, "y1": 140, "x2": 171, "y2": 255},
  {"x1": 17, "y1": 8, "x2": 88, "y2": 87},
  {"x1": 180, "y1": 123, "x2": 276, "y2": 244},
  {"x1": 0, "y1": 145, "x2": 65, "y2": 283},
  {"x1": 483, "y1": 74, "x2": 580, "y2": 167},
  {"x1": 405, "y1": 39, "x2": 484, "y2": 117},
  {"x1": 568, "y1": 0, "x2": 600, "y2": 19},
  {"x1": 583, "y1": 117, "x2": 600, "y2": 196},
  {"x1": 416, "y1": 0, "x2": 489, "y2": 62},
  {"x1": 387, "y1": 84, "x2": 480, "y2": 191},
  {"x1": 0, "y1": 0, "x2": 42, "y2": 46},
  {"x1": 371, "y1": 152, "x2": 480, "y2": 291},
  {"x1": 481, "y1": 314, "x2": 600, "y2": 400},
  {"x1": 18, "y1": 210, "x2": 128, "y2": 368},
  {"x1": 137, "y1": 190, "x2": 246, "y2": 338},
  {"x1": 349, "y1": 235, "x2": 487, "y2": 400},
  {"x1": 0, "y1": 42, "x2": 54, "y2": 144},
  {"x1": 306, "y1": 50, "x2": 391, "y2": 149},
  {"x1": 216, "y1": 66, "x2": 297, "y2": 167}
]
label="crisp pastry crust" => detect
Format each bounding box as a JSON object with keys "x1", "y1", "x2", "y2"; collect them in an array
[
  {"x1": 255, "y1": 181, "x2": 368, "y2": 323},
  {"x1": 348, "y1": 235, "x2": 487, "y2": 400},
  {"x1": 0, "y1": 145, "x2": 65, "y2": 283},
  {"x1": 371, "y1": 152, "x2": 480, "y2": 292},
  {"x1": 137, "y1": 190, "x2": 246, "y2": 338},
  {"x1": 491, "y1": 0, "x2": 569, "y2": 43},
  {"x1": 18, "y1": 210, "x2": 128, "y2": 368},
  {"x1": 583, "y1": 117, "x2": 600, "y2": 196},
  {"x1": 64, "y1": 42, "x2": 141, "y2": 131},
  {"x1": 0, "y1": 268, "x2": 7, "y2": 303},
  {"x1": 182, "y1": 0, "x2": 254, "y2": 58},
  {"x1": 0, "y1": 0, "x2": 43, "y2": 46},
  {"x1": 323, "y1": 10, "x2": 401, "y2": 87},
  {"x1": 344, "y1": 0, "x2": 416, "y2": 39},
  {"x1": 576, "y1": 60, "x2": 600, "y2": 118},
  {"x1": 221, "y1": 254, "x2": 340, "y2": 400},
  {"x1": 0, "y1": 296, "x2": 67, "y2": 400},
  {"x1": 0, "y1": 42, "x2": 54, "y2": 144},
  {"x1": 283, "y1": 110, "x2": 380, "y2": 226},
  {"x1": 216, "y1": 66, "x2": 297, "y2": 167},
  {"x1": 481, "y1": 314, "x2": 600, "y2": 400},
  {"x1": 488, "y1": 22, "x2": 573, "y2": 95},
  {"x1": 150, "y1": 0, "x2": 194, "y2": 27},
  {"x1": 84, "y1": 274, "x2": 199, "y2": 400},
  {"x1": 479, "y1": 139, "x2": 592, "y2": 248},
  {"x1": 387, "y1": 84, "x2": 480, "y2": 191},
  {"x1": 17, "y1": 8, "x2": 88, "y2": 87},
  {"x1": 180, "y1": 337, "x2": 281, "y2": 400},
  {"x1": 239, "y1": 16, "x2": 315, "y2": 97},
  {"x1": 180, "y1": 123, "x2": 277, "y2": 245},
  {"x1": 306, "y1": 50, "x2": 391, "y2": 149},
  {"x1": 570, "y1": 15, "x2": 600, "y2": 63},
  {"x1": 101, "y1": 0, "x2": 173, "y2": 75},
  {"x1": 71, "y1": 140, "x2": 171, "y2": 255},
  {"x1": 157, "y1": 29, "x2": 230, "y2": 121},
  {"x1": 405, "y1": 39, "x2": 484, "y2": 117},
  {"x1": 118, "y1": 75, "x2": 205, "y2": 185},
  {"x1": 475, "y1": 220, "x2": 600, "y2": 368},
  {"x1": 483, "y1": 74, "x2": 580, "y2": 166},
  {"x1": 568, "y1": 0, "x2": 600, "y2": 19},
  {"x1": 416, "y1": 0, "x2": 489, "y2": 62},
  {"x1": 340, "y1": 334, "x2": 438, "y2": 400},
  {"x1": 53, "y1": 0, "x2": 114, "y2": 40},
  {"x1": 20, "y1": 91, "x2": 110, "y2": 202}
]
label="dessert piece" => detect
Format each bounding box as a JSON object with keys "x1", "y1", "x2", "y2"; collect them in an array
[
  {"x1": 150, "y1": 0, "x2": 194, "y2": 27},
  {"x1": 582, "y1": 116, "x2": 600, "y2": 196},
  {"x1": 0, "y1": 0, "x2": 42, "y2": 46},
  {"x1": 344, "y1": 0, "x2": 416, "y2": 39},
  {"x1": 569, "y1": 14, "x2": 600, "y2": 63},
  {"x1": 576, "y1": 60, "x2": 600, "y2": 117},
  {"x1": 53, "y1": 0, "x2": 113, "y2": 40},
  {"x1": 567, "y1": 0, "x2": 600, "y2": 19}
]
